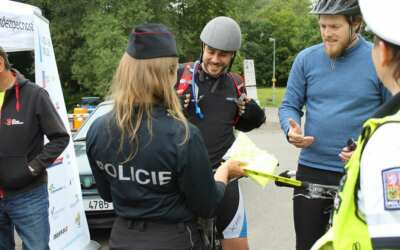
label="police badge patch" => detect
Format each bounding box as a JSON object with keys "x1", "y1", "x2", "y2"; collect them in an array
[{"x1": 382, "y1": 167, "x2": 400, "y2": 210}]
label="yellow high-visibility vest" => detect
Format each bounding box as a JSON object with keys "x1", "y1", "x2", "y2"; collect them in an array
[{"x1": 313, "y1": 111, "x2": 400, "y2": 250}]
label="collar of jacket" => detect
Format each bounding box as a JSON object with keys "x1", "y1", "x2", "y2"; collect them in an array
[{"x1": 4, "y1": 69, "x2": 30, "y2": 112}]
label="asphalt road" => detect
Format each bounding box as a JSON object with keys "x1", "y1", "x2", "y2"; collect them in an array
[
  {"x1": 16, "y1": 109, "x2": 301, "y2": 250},
  {"x1": 243, "y1": 121, "x2": 299, "y2": 250}
]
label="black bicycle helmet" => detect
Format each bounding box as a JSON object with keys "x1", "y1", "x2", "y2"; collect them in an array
[{"x1": 311, "y1": 0, "x2": 360, "y2": 15}]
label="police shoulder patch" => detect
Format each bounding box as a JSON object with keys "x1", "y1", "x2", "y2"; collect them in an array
[{"x1": 382, "y1": 167, "x2": 400, "y2": 210}]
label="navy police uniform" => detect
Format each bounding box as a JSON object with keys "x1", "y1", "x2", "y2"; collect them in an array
[{"x1": 87, "y1": 106, "x2": 226, "y2": 249}]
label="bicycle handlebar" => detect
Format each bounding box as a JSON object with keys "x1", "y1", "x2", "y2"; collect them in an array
[
  {"x1": 242, "y1": 169, "x2": 339, "y2": 199},
  {"x1": 274, "y1": 170, "x2": 339, "y2": 200}
]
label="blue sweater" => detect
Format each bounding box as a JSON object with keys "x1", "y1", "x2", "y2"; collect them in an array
[{"x1": 279, "y1": 36, "x2": 390, "y2": 172}]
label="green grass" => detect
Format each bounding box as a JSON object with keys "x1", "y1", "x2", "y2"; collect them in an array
[{"x1": 256, "y1": 87, "x2": 286, "y2": 108}]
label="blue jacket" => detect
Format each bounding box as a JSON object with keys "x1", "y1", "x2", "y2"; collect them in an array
[{"x1": 279, "y1": 36, "x2": 390, "y2": 172}]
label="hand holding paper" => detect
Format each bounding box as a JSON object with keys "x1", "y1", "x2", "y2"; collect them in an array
[{"x1": 223, "y1": 132, "x2": 279, "y2": 187}]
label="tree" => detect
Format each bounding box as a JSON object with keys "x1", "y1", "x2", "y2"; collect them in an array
[
  {"x1": 16, "y1": 0, "x2": 92, "y2": 107},
  {"x1": 70, "y1": 0, "x2": 154, "y2": 97},
  {"x1": 170, "y1": 0, "x2": 240, "y2": 62},
  {"x1": 241, "y1": 0, "x2": 320, "y2": 87},
  {"x1": 18, "y1": 0, "x2": 325, "y2": 105},
  {"x1": 20, "y1": 0, "x2": 245, "y2": 105}
]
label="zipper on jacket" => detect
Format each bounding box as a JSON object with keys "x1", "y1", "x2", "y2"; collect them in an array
[
  {"x1": 0, "y1": 89, "x2": 7, "y2": 128},
  {"x1": 330, "y1": 58, "x2": 336, "y2": 71},
  {"x1": 0, "y1": 96, "x2": 3, "y2": 128}
]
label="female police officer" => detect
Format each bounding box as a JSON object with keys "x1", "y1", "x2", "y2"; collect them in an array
[
  {"x1": 86, "y1": 23, "x2": 245, "y2": 250},
  {"x1": 312, "y1": 0, "x2": 400, "y2": 249}
]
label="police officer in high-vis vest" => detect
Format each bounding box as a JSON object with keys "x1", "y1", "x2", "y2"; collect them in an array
[
  {"x1": 86, "y1": 23, "x2": 246, "y2": 250},
  {"x1": 313, "y1": 0, "x2": 400, "y2": 249}
]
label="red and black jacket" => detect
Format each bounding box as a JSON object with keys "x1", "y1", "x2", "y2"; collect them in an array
[
  {"x1": 176, "y1": 63, "x2": 266, "y2": 168},
  {"x1": 0, "y1": 70, "x2": 69, "y2": 197}
]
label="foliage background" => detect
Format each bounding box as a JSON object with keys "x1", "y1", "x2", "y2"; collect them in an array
[{"x1": 15, "y1": 0, "x2": 325, "y2": 109}]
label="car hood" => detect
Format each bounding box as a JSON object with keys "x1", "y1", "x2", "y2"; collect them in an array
[{"x1": 74, "y1": 141, "x2": 93, "y2": 175}]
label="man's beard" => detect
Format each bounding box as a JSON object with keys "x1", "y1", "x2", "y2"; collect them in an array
[
  {"x1": 203, "y1": 62, "x2": 227, "y2": 77},
  {"x1": 324, "y1": 39, "x2": 348, "y2": 59}
]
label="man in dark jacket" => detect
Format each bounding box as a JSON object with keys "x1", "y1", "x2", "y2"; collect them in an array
[
  {"x1": 0, "y1": 47, "x2": 69, "y2": 250},
  {"x1": 176, "y1": 16, "x2": 266, "y2": 250}
]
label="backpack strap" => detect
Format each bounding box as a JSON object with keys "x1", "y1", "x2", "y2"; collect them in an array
[
  {"x1": 178, "y1": 65, "x2": 246, "y2": 123},
  {"x1": 227, "y1": 72, "x2": 246, "y2": 124},
  {"x1": 177, "y1": 61, "x2": 204, "y2": 119},
  {"x1": 228, "y1": 72, "x2": 247, "y2": 95},
  {"x1": 176, "y1": 63, "x2": 194, "y2": 95}
]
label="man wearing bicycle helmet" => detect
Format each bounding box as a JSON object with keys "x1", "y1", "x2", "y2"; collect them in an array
[
  {"x1": 175, "y1": 16, "x2": 266, "y2": 250},
  {"x1": 313, "y1": 0, "x2": 400, "y2": 249},
  {"x1": 279, "y1": 0, "x2": 390, "y2": 249}
]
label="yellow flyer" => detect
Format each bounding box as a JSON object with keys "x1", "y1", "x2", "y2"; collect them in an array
[{"x1": 224, "y1": 132, "x2": 279, "y2": 187}]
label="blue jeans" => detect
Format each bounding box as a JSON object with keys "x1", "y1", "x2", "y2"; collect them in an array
[{"x1": 0, "y1": 184, "x2": 50, "y2": 250}]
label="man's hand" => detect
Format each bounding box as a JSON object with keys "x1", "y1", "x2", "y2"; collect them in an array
[
  {"x1": 176, "y1": 89, "x2": 191, "y2": 109},
  {"x1": 339, "y1": 139, "x2": 357, "y2": 162},
  {"x1": 237, "y1": 94, "x2": 251, "y2": 116},
  {"x1": 28, "y1": 165, "x2": 39, "y2": 176},
  {"x1": 287, "y1": 118, "x2": 314, "y2": 148},
  {"x1": 339, "y1": 148, "x2": 354, "y2": 162}
]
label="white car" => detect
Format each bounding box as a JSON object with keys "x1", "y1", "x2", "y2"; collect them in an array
[{"x1": 73, "y1": 101, "x2": 114, "y2": 229}]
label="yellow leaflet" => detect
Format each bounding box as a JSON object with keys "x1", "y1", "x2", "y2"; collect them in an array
[{"x1": 224, "y1": 132, "x2": 279, "y2": 188}]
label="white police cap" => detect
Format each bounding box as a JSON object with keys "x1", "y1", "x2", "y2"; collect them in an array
[{"x1": 359, "y1": 0, "x2": 400, "y2": 46}]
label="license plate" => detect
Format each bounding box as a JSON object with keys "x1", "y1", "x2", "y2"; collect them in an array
[{"x1": 84, "y1": 198, "x2": 114, "y2": 211}]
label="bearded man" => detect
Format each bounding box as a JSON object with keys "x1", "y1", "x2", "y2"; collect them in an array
[
  {"x1": 278, "y1": 1, "x2": 390, "y2": 249},
  {"x1": 175, "y1": 16, "x2": 266, "y2": 250}
]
